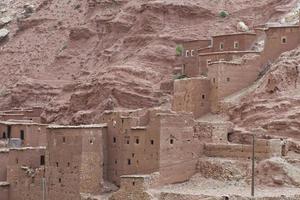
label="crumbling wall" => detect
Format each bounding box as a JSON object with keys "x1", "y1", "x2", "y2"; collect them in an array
[{"x1": 172, "y1": 77, "x2": 211, "y2": 118}]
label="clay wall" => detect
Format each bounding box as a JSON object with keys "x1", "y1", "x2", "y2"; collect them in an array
[
  {"x1": 6, "y1": 147, "x2": 46, "y2": 200},
  {"x1": 158, "y1": 113, "x2": 200, "y2": 185},
  {"x1": 262, "y1": 26, "x2": 300, "y2": 63},
  {"x1": 172, "y1": 77, "x2": 211, "y2": 118},
  {"x1": 197, "y1": 51, "x2": 258, "y2": 77},
  {"x1": 182, "y1": 40, "x2": 211, "y2": 55},
  {"x1": 212, "y1": 33, "x2": 257, "y2": 52},
  {"x1": 204, "y1": 139, "x2": 282, "y2": 159},
  {"x1": 0, "y1": 122, "x2": 47, "y2": 147},
  {"x1": 109, "y1": 175, "x2": 153, "y2": 200},
  {"x1": 46, "y1": 125, "x2": 106, "y2": 200},
  {"x1": 100, "y1": 109, "x2": 160, "y2": 185},
  {"x1": 207, "y1": 54, "x2": 261, "y2": 112},
  {"x1": 0, "y1": 183, "x2": 9, "y2": 200},
  {"x1": 0, "y1": 150, "x2": 9, "y2": 181}
]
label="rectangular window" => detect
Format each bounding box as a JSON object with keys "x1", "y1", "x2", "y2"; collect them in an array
[
  {"x1": 40, "y1": 155, "x2": 45, "y2": 166},
  {"x1": 128, "y1": 159, "x2": 131, "y2": 165},
  {"x1": 20, "y1": 130, "x2": 25, "y2": 140},
  {"x1": 113, "y1": 137, "x2": 116, "y2": 143},
  {"x1": 185, "y1": 50, "x2": 190, "y2": 57},
  {"x1": 234, "y1": 41, "x2": 239, "y2": 49},
  {"x1": 281, "y1": 36, "x2": 287, "y2": 44},
  {"x1": 191, "y1": 50, "x2": 194, "y2": 56},
  {"x1": 220, "y1": 42, "x2": 224, "y2": 50}
]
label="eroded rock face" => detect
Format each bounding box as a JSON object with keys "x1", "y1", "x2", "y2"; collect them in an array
[
  {"x1": 226, "y1": 47, "x2": 300, "y2": 139},
  {"x1": 0, "y1": 0, "x2": 292, "y2": 124},
  {"x1": 257, "y1": 157, "x2": 300, "y2": 186}
]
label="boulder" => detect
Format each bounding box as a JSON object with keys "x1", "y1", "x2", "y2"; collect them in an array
[
  {"x1": 237, "y1": 21, "x2": 249, "y2": 32},
  {"x1": 0, "y1": 16, "x2": 12, "y2": 27},
  {"x1": 0, "y1": 28, "x2": 9, "y2": 40}
]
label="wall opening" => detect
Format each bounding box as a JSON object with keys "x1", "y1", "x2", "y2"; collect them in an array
[
  {"x1": 128, "y1": 159, "x2": 131, "y2": 165},
  {"x1": 2, "y1": 132, "x2": 6, "y2": 139},
  {"x1": 40, "y1": 155, "x2": 45, "y2": 166},
  {"x1": 227, "y1": 77, "x2": 230, "y2": 82},
  {"x1": 20, "y1": 130, "x2": 25, "y2": 140},
  {"x1": 62, "y1": 137, "x2": 66, "y2": 143},
  {"x1": 115, "y1": 160, "x2": 117, "y2": 164},
  {"x1": 127, "y1": 140, "x2": 130, "y2": 144},
  {"x1": 281, "y1": 36, "x2": 287, "y2": 44},
  {"x1": 185, "y1": 50, "x2": 190, "y2": 57},
  {"x1": 132, "y1": 181, "x2": 135, "y2": 186},
  {"x1": 68, "y1": 162, "x2": 70, "y2": 167},
  {"x1": 16, "y1": 158, "x2": 18, "y2": 164},
  {"x1": 56, "y1": 162, "x2": 59, "y2": 167},
  {"x1": 220, "y1": 42, "x2": 224, "y2": 50},
  {"x1": 191, "y1": 50, "x2": 194, "y2": 56},
  {"x1": 7, "y1": 125, "x2": 11, "y2": 138},
  {"x1": 59, "y1": 178, "x2": 61, "y2": 183},
  {"x1": 202, "y1": 94, "x2": 206, "y2": 99},
  {"x1": 151, "y1": 140, "x2": 154, "y2": 145},
  {"x1": 132, "y1": 153, "x2": 135, "y2": 158},
  {"x1": 234, "y1": 41, "x2": 239, "y2": 49},
  {"x1": 113, "y1": 137, "x2": 116, "y2": 143},
  {"x1": 170, "y1": 139, "x2": 174, "y2": 144},
  {"x1": 136, "y1": 138, "x2": 139, "y2": 144}
]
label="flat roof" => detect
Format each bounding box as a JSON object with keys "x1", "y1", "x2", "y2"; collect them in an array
[
  {"x1": 0, "y1": 148, "x2": 9, "y2": 153},
  {"x1": 131, "y1": 126, "x2": 147, "y2": 130},
  {"x1": 0, "y1": 182, "x2": 9, "y2": 187},
  {"x1": 212, "y1": 32, "x2": 256, "y2": 38},
  {"x1": 9, "y1": 146, "x2": 46, "y2": 151},
  {"x1": 199, "y1": 50, "x2": 259, "y2": 57},
  {"x1": 0, "y1": 120, "x2": 47, "y2": 126},
  {"x1": 47, "y1": 123, "x2": 107, "y2": 129},
  {"x1": 121, "y1": 174, "x2": 151, "y2": 179}
]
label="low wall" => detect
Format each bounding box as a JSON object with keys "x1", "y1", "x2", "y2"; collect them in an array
[{"x1": 204, "y1": 139, "x2": 282, "y2": 159}]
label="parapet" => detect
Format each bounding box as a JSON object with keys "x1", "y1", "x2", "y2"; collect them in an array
[{"x1": 47, "y1": 124, "x2": 107, "y2": 129}]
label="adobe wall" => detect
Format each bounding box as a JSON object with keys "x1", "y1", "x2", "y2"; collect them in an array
[
  {"x1": 172, "y1": 77, "x2": 211, "y2": 118},
  {"x1": 207, "y1": 55, "x2": 261, "y2": 112},
  {"x1": 109, "y1": 175, "x2": 154, "y2": 200},
  {"x1": 100, "y1": 109, "x2": 160, "y2": 185},
  {"x1": 46, "y1": 125, "x2": 106, "y2": 200},
  {"x1": 0, "y1": 149, "x2": 9, "y2": 181},
  {"x1": 158, "y1": 112, "x2": 201, "y2": 185},
  {"x1": 6, "y1": 147, "x2": 46, "y2": 200},
  {"x1": 0, "y1": 183, "x2": 9, "y2": 200},
  {"x1": 204, "y1": 139, "x2": 282, "y2": 159},
  {"x1": 262, "y1": 26, "x2": 300, "y2": 64},
  {"x1": 211, "y1": 33, "x2": 257, "y2": 52},
  {"x1": 182, "y1": 56, "x2": 199, "y2": 77},
  {"x1": 0, "y1": 122, "x2": 47, "y2": 147},
  {"x1": 194, "y1": 121, "x2": 233, "y2": 143}
]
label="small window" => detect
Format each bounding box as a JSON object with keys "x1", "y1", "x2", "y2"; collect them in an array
[
  {"x1": 31, "y1": 177, "x2": 35, "y2": 184},
  {"x1": 136, "y1": 138, "x2": 139, "y2": 144},
  {"x1": 67, "y1": 162, "x2": 70, "y2": 167},
  {"x1": 20, "y1": 130, "x2": 25, "y2": 140},
  {"x1": 90, "y1": 139, "x2": 93, "y2": 144},
  {"x1": 56, "y1": 162, "x2": 59, "y2": 167},
  {"x1": 40, "y1": 155, "x2": 45, "y2": 166},
  {"x1": 132, "y1": 153, "x2": 135, "y2": 158},
  {"x1": 2, "y1": 132, "x2": 6, "y2": 139},
  {"x1": 281, "y1": 36, "x2": 287, "y2": 44},
  {"x1": 113, "y1": 137, "x2": 116, "y2": 143},
  {"x1": 115, "y1": 160, "x2": 117, "y2": 164},
  {"x1": 126, "y1": 140, "x2": 130, "y2": 144},
  {"x1": 213, "y1": 78, "x2": 216, "y2": 83},
  {"x1": 202, "y1": 94, "x2": 205, "y2": 99},
  {"x1": 185, "y1": 50, "x2": 190, "y2": 57},
  {"x1": 234, "y1": 41, "x2": 239, "y2": 49},
  {"x1": 191, "y1": 50, "x2": 194, "y2": 56},
  {"x1": 59, "y1": 178, "x2": 61, "y2": 183},
  {"x1": 227, "y1": 77, "x2": 230, "y2": 82},
  {"x1": 132, "y1": 181, "x2": 135, "y2": 186},
  {"x1": 220, "y1": 42, "x2": 224, "y2": 50},
  {"x1": 62, "y1": 137, "x2": 66, "y2": 143},
  {"x1": 150, "y1": 140, "x2": 154, "y2": 145},
  {"x1": 16, "y1": 158, "x2": 18, "y2": 164},
  {"x1": 170, "y1": 139, "x2": 174, "y2": 144},
  {"x1": 128, "y1": 159, "x2": 131, "y2": 165}
]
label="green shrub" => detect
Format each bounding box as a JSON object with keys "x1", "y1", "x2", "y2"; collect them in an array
[
  {"x1": 219, "y1": 10, "x2": 229, "y2": 18},
  {"x1": 175, "y1": 45, "x2": 183, "y2": 56}
]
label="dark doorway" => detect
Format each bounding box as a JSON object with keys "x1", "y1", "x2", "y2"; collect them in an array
[{"x1": 20, "y1": 130, "x2": 25, "y2": 140}]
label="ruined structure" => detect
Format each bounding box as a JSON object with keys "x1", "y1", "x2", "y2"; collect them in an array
[{"x1": 0, "y1": 7, "x2": 299, "y2": 200}]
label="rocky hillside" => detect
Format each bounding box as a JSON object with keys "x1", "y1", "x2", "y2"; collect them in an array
[
  {"x1": 0, "y1": 0, "x2": 298, "y2": 124},
  {"x1": 226, "y1": 46, "x2": 300, "y2": 140}
]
